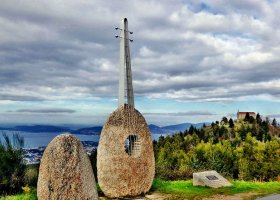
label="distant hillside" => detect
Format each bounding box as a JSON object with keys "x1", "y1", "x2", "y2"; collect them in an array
[
  {"x1": 161, "y1": 123, "x2": 209, "y2": 133},
  {"x1": 0, "y1": 122, "x2": 209, "y2": 135},
  {"x1": 74, "y1": 126, "x2": 103, "y2": 135},
  {"x1": 149, "y1": 123, "x2": 209, "y2": 135},
  {"x1": 148, "y1": 124, "x2": 166, "y2": 134},
  {"x1": 0, "y1": 127, "x2": 12, "y2": 131},
  {"x1": 13, "y1": 125, "x2": 71, "y2": 133}
]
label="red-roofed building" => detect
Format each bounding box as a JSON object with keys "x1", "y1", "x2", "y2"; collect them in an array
[{"x1": 237, "y1": 111, "x2": 256, "y2": 121}]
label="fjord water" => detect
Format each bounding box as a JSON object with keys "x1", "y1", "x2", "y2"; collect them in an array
[
  {"x1": 0, "y1": 130, "x2": 164, "y2": 148},
  {"x1": 0, "y1": 131, "x2": 100, "y2": 148}
]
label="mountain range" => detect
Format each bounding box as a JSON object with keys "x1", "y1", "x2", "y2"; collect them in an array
[{"x1": 0, "y1": 122, "x2": 209, "y2": 135}]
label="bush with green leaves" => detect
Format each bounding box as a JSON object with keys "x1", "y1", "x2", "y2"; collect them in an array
[
  {"x1": 154, "y1": 133, "x2": 280, "y2": 181},
  {"x1": 0, "y1": 133, "x2": 25, "y2": 195},
  {"x1": 23, "y1": 165, "x2": 39, "y2": 187}
]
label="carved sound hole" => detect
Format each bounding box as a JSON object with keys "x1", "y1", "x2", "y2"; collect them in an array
[{"x1": 124, "y1": 135, "x2": 141, "y2": 157}]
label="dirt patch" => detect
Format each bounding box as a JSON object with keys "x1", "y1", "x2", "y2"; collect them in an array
[
  {"x1": 145, "y1": 192, "x2": 173, "y2": 200},
  {"x1": 99, "y1": 191, "x2": 261, "y2": 200},
  {"x1": 99, "y1": 192, "x2": 172, "y2": 200}
]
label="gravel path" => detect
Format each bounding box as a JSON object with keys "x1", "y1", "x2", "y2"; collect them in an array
[{"x1": 256, "y1": 194, "x2": 280, "y2": 200}]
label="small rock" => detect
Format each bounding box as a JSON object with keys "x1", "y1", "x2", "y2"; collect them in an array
[
  {"x1": 37, "y1": 133, "x2": 98, "y2": 200},
  {"x1": 193, "y1": 170, "x2": 232, "y2": 188}
]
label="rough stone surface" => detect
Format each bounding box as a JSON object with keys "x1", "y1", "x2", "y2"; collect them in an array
[
  {"x1": 193, "y1": 170, "x2": 232, "y2": 188},
  {"x1": 37, "y1": 133, "x2": 98, "y2": 200},
  {"x1": 97, "y1": 105, "x2": 155, "y2": 198}
]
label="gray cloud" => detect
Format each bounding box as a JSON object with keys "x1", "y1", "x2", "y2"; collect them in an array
[
  {"x1": 143, "y1": 111, "x2": 215, "y2": 116},
  {"x1": 14, "y1": 108, "x2": 76, "y2": 114},
  {"x1": 0, "y1": 0, "x2": 279, "y2": 102},
  {"x1": 0, "y1": 94, "x2": 44, "y2": 101}
]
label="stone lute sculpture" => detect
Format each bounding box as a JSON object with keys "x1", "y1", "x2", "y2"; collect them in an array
[{"x1": 97, "y1": 18, "x2": 155, "y2": 198}]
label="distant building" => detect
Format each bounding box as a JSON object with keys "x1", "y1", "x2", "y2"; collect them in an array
[{"x1": 237, "y1": 111, "x2": 256, "y2": 121}]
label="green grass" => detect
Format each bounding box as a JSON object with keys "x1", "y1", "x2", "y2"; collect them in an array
[
  {"x1": 151, "y1": 179, "x2": 280, "y2": 199},
  {"x1": 1, "y1": 180, "x2": 279, "y2": 199},
  {"x1": 0, "y1": 191, "x2": 37, "y2": 200}
]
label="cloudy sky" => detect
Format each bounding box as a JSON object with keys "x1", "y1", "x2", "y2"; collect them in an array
[{"x1": 0, "y1": 0, "x2": 279, "y2": 126}]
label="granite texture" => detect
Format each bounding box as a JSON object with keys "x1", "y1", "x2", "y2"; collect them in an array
[
  {"x1": 37, "y1": 133, "x2": 98, "y2": 200},
  {"x1": 97, "y1": 105, "x2": 155, "y2": 198}
]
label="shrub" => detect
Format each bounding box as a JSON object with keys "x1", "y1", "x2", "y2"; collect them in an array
[
  {"x1": 0, "y1": 133, "x2": 25, "y2": 195},
  {"x1": 24, "y1": 165, "x2": 39, "y2": 187}
]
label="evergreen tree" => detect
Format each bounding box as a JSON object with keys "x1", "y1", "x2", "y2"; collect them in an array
[
  {"x1": 189, "y1": 125, "x2": 195, "y2": 135},
  {"x1": 256, "y1": 113, "x2": 262, "y2": 124},
  {"x1": 272, "y1": 118, "x2": 277, "y2": 127},
  {"x1": 229, "y1": 118, "x2": 234, "y2": 128},
  {"x1": 197, "y1": 128, "x2": 205, "y2": 141},
  {"x1": 248, "y1": 116, "x2": 255, "y2": 124},
  {"x1": 251, "y1": 124, "x2": 258, "y2": 137},
  {"x1": 219, "y1": 126, "x2": 228, "y2": 138},
  {"x1": 221, "y1": 117, "x2": 228, "y2": 124},
  {"x1": 239, "y1": 124, "x2": 247, "y2": 141},
  {"x1": 244, "y1": 112, "x2": 250, "y2": 122}
]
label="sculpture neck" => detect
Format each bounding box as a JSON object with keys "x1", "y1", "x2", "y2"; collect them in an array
[{"x1": 118, "y1": 18, "x2": 134, "y2": 108}]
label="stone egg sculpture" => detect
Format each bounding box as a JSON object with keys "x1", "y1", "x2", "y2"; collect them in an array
[
  {"x1": 97, "y1": 18, "x2": 155, "y2": 198},
  {"x1": 37, "y1": 133, "x2": 98, "y2": 200}
]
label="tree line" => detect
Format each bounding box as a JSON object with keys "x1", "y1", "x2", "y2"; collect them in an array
[{"x1": 153, "y1": 114, "x2": 280, "y2": 181}]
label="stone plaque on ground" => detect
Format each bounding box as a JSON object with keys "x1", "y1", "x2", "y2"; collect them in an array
[
  {"x1": 37, "y1": 133, "x2": 98, "y2": 200},
  {"x1": 193, "y1": 170, "x2": 232, "y2": 188}
]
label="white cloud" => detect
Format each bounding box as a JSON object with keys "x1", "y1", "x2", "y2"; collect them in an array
[
  {"x1": 0, "y1": 0, "x2": 279, "y2": 104},
  {"x1": 138, "y1": 46, "x2": 158, "y2": 57}
]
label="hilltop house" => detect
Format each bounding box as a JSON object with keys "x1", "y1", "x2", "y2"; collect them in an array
[{"x1": 237, "y1": 111, "x2": 256, "y2": 121}]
